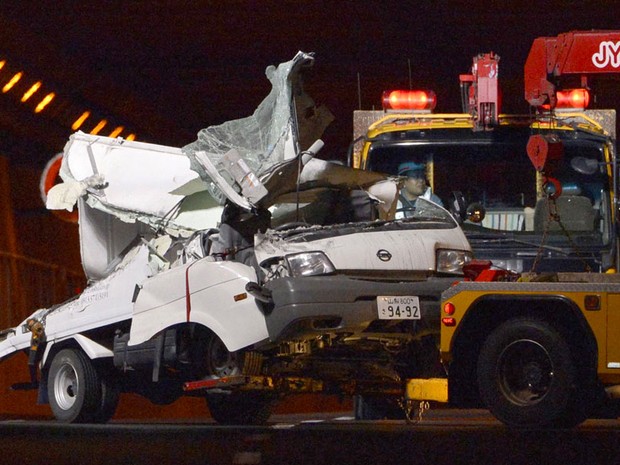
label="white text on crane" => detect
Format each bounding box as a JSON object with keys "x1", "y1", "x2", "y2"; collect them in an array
[{"x1": 592, "y1": 41, "x2": 620, "y2": 68}]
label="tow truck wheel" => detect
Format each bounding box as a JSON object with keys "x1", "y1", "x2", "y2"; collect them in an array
[
  {"x1": 477, "y1": 317, "x2": 584, "y2": 428},
  {"x1": 47, "y1": 348, "x2": 112, "y2": 423}
]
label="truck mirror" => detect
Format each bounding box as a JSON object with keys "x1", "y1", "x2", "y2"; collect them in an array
[
  {"x1": 466, "y1": 203, "x2": 486, "y2": 223},
  {"x1": 570, "y1": 157, "x2": 599, "y2": 175}
]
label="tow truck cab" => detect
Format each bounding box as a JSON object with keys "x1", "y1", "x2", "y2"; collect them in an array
[
  {"x1": 360, "y1": 30, "x2": 620, "y2": 428},
  {"x1": 353, "y1": 106, "x2": 616, "y2": 274}
]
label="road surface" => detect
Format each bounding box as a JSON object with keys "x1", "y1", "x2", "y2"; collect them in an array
[{"x1": 1, "y1": 409, "x2": 619, "y2": 465}]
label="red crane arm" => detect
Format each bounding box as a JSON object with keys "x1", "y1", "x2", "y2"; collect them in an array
[{"x1": 524, "y1": 30, "x2": 620, "y2": 107}]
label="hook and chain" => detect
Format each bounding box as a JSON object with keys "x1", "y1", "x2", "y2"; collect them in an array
[
  {"x1": 399, "y1": 398, "x2": 431, "y2": 424},
  {"x1": 531, "y1": 196, "x2": 592, "y2": 272}
]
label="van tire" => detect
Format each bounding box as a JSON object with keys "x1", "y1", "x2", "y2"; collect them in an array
[{"x1": 48, "y1": 348, "x2": 109, "y2": 423}]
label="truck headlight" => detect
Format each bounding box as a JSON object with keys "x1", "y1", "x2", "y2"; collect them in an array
[
  {"x1": 285, "y1": 251, "x2": 336, "y2": 277},
  {"x1": 436, "y1": 249, "x2": 473, "y2": 274}
]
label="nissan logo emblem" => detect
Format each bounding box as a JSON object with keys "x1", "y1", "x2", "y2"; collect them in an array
[{"x1": 376, "y1": 249, "x2": 392, "y2": 262}]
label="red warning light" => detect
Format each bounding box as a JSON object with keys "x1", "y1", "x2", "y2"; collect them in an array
[
  {"x1": 382, "y1": 90, "x2": 437, "y2": 112},
  {"x1": 556, "y1": 88, "x2": 590, "y2": 110}
]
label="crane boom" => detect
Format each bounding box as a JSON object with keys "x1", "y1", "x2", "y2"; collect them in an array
[
  {"x1": 459, "y1": 52, "x2": 500, "y2": 130},
  {"x1": 525, "y1": 30, "x2": 620, "y2": 107}
]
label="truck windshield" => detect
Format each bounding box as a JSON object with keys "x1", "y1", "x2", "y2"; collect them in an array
[{"x1": 365, "y1": 127, "x2": 613, "y2": 271}]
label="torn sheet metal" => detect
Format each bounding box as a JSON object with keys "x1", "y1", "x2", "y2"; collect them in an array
[
  {"x1": 47, "y1": 132, "x2": 223, "y2": 236},
  {"x1": 260, "y1": 157, "x2": 399, "y2": 213},
  {"x1": 184, "y1": 51, "x2": 333, "y2": 206},
  {"x1": 194, "y1": 149, "x2": 268, "y2": 211},
  {"x1": 47, "y1": 51, "x2": 328, "y2": 231},
  {"x1": 195, "y1": 146, "x2": 399, "y2": 215},
  {"x1": 45, "y1": 51, "x2": 392, "y2": 283},
  {"x1": 43, "y1": 52, "x2": 334, "y2": 282}
]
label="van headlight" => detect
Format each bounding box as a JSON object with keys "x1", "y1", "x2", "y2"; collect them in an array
[
  {"x1": 436, "y1": 249, "x2": 473, "y2": 274},
  {"x1": 285, "y1": 251, "x2": 336, "y2": 277}
]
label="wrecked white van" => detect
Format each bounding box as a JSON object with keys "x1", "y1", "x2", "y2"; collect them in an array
[{"x1": 0, "y1": 52, "x2": 471, "y2": 424}]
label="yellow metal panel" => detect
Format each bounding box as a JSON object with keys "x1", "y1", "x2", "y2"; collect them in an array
[
  {"x1": 606, "y1": 294, "x2": 620, "y2": 370},
  {"x1": 405, "y1": 378, "x2": 448, "y2": 403},
  {"x1": 440, "y1": 287, "x2": 485, "y2": 355},
  {"x1": 441, "y1": 281, "x2": 620, "y2": 379}
]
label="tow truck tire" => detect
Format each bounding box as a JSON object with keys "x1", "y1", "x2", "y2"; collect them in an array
[
  {"x1": 477, "y1": 317, "x2": 584, "y2": 428},
  {"x1": 48, "y1": 348, "x2": 106, "y2": 423},
  {"x1": 206, "y1": 391, "x2": 274, "y2": 425}
]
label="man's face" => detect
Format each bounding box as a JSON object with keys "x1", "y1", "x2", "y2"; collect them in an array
[{"x1": 403, "y1": 172, "x2": 426, "y2": 197}]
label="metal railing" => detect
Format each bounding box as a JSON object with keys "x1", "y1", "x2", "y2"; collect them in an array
[{"x1": 0, "y1": 251, "x2": 85, "y2": 329}]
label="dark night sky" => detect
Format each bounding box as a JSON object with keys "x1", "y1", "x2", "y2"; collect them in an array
[{"x1": 1, "y1": 0, "x2": 620, "y2": 161}]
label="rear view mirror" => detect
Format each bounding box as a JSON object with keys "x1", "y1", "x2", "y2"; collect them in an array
[{"x1": 571, "y1": 157, "x2": 599, "y2": 175}]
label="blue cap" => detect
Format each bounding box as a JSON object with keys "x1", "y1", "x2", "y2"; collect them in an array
[{"x1": 398, "y1": 161, "x2": 426, "y2": 176}]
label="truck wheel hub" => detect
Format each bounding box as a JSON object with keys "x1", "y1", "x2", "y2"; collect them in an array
[{"x1": 499, "y1": 339, "x2": 553, "y2": 404}]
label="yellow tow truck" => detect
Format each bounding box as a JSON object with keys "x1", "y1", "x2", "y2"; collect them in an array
[
  {"x1": 395, "y1": 31, "x2": 620, "y2": 428},
  {"x1": 407, "y1": 265, "x2": 620, "y2": 427}
]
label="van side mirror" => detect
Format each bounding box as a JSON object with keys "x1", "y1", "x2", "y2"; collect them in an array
[{"x1": 449, "y1": 191, "x2": 467, "y2": 223}]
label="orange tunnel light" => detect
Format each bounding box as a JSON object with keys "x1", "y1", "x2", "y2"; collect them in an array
[
  {"x1": 21, "y1": 81, "x2": 42, "y2": 102},
  {"x1": 90, "y1": 119, "x2": 108, "y2": 135},
  {"x1": 3, "y1": 71, "x2": 23, "y2": 93},
  {"x1": 34, "y1": 92, "x2": 55, "y2": 113},
  {"x1": 109, "y1": 126, "x2": 124, "y2": 138},
  {"x1": 72, "y1": 111, "x2": 91, "y2": 131}
]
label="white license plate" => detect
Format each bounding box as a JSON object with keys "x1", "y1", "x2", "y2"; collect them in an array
[{"x1": 377, "y1": 296, "x2": 421, "y2": 320}]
